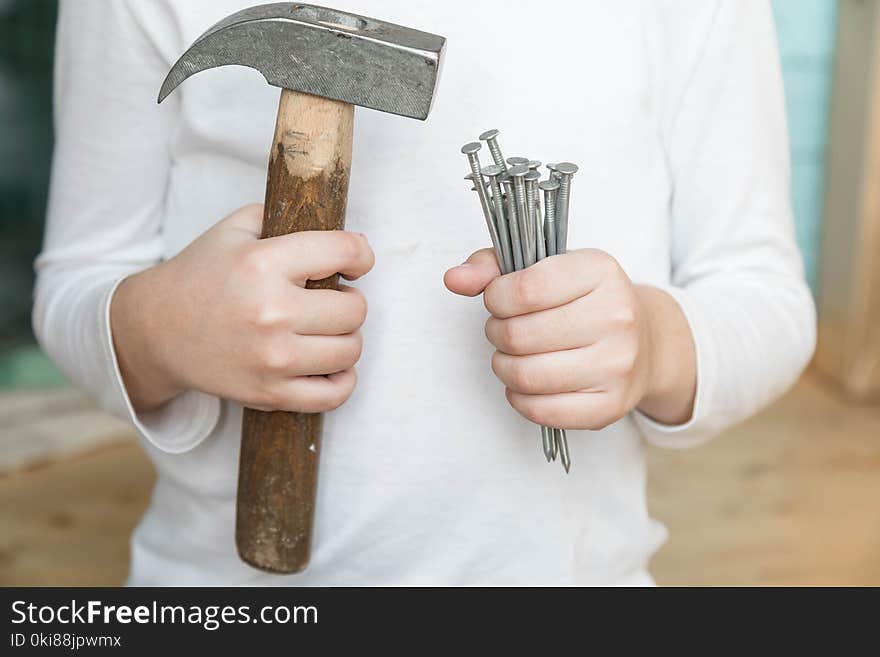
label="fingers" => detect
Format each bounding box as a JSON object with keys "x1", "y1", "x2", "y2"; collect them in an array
[
  {"x1": 256, "y1": 369, "x2": 358, "y2": 414},
  {"x1": 259, "y1": 332, "x2": 363, "y2": 378},
  {"x1": 483, "y1": 249, "x2": 617, "y2": 319},
  {"x1": 258, "y1": 230, "x2": 375, "y2": 285},
  {"x1": 289, "y1": 333, "x2": 363, "y2": 376},
  {"x1": 484, "y1": 294, "x2": 608, "y2": 355},
  {"x1": 444, "y1": 248, "x2": 503, "y2": 297},
  {"x1": 491, "y1": 347, "x2": 613, "y2": 395},
  {"x1": 505, "y1": 388, "x2": 629, "y2": 431},
  {"x1": 292, "y1": 285, "x2": 368, "y2": 336}
]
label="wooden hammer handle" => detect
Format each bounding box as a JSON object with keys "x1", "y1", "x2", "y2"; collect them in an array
[{"x1": 236, "y1": 88, "x2": 354, "y2": 573}]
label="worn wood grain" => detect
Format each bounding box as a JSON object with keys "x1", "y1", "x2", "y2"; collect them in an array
[{"x1": 237, "y1": 89, "x2": 354, "y2": 573}]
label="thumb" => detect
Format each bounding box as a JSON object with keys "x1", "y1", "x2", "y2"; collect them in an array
[{"x1": 444, "y1": 248, "x2": 503, "y2": 297}]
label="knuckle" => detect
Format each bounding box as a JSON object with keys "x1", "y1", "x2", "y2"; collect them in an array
[
  {"x1": 362, "y1": 240, "x2": 376, "y2": 270},
  {"x1": 484, "y1": 318, "x2": 494, "y2": 345},
  {"x1": 589, "y1": 248, "x2": 616, "y2": 271},
  {"x1": 239, "y1": 243, "x2": 271, "y2": 279},
  {"x1": 338, "y1": 231, "x2": 364, "y2": 263},
  {"x1": 523, "y1": 398, "x2": 555, "y2": 426},
  {"x1": 612, "y1": 302, "x2": 637, "y2": 329},
  {"x1": 511, "y1": 361, "x2": 537, "y2": 393},
  {"x1": 619, "y1": 348, "x2": 638, "y2": 376},
  {"x1": 482, "y1": 281, "x2": 501, "y2": 316},
  {"x1": 254, "y1": 384, "x2": 285, "y2": 412},
  {"x1": 259, "y1": 343, "x2": 291, "y2": 373},
  {"x1": 350, "y1": 291, "x2": 369, "y2": 327},
  {"x1": 501, "y1": 320, "x2": 526, "y2": 354},
  {"x1": 603, "y1": 391, "x2": 630, "y2": 424},
  {"x1": 342, "y1": 334, "x2": 364, "y2": 368},
  {"x1": 581, "y1": 248, "x2": 621, "y2": 279},
  {"x1": 532, "y1": 407, "x2": 555, "y2": 427},
  {"x1": 322, "y1": 376, "x2": 355, "y2": 411},
  {"x1": 314, "y1": 395, "x2": 340, "y2": 413},
  {"x1": 491, "y1": 351, "x2": 504, "y2": 379},
  {"x1": 252, "y1": 302, "x2": 284, "y2": 330},
  {"x1": 513, "y1": 271, "x2": 542, "y2": 308},
  {"x1": 605, "y1": 348, "x2": 633, "y2": 379},
  {"x1": 490, "y1": 350, "x2": 504, "y2": 379}
]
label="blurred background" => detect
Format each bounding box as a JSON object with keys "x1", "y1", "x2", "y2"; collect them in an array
[{"x1": 1, "y1": 0, "x2": 879, "y2": 585}]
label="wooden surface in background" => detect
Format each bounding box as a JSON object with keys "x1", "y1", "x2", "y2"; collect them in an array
[
  {"x1": 1, "y1": 372, "x2": 879, "y2": 586},
  {"x1": 815, "y1": 0, "x2": 880, "y2": 398},
  {"x1": 0, "y1": 443, "x2": 153, "y2": 586},
  {"x1": 649, "y1": 372, "x2": 880, "y2": 586}
]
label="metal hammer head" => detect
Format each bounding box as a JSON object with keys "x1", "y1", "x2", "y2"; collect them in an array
[{"x1": 158, "y1": 3, "x2": 446, "y2": 120}]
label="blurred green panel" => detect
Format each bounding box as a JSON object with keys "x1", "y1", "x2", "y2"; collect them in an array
[
  {"x1": 773, "y1": 0, "x2": 837, "y2": 59},
  {"x1": 772, "y1": 0, "x2": 837, "y2": 291},
  {"x1": 0, "y1": 0, "x2": 62, "y2": 388},
  {"x1": 0, "y1": 343, "x2": 66, "y2": 387}
]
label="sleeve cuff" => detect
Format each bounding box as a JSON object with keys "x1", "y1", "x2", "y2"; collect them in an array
[
  {"x1": 631, "y1": 283, "x2": 723, "y2": 450},
  {"x1": 100, "y1": 277, "x2": 220, "y2": 454}
]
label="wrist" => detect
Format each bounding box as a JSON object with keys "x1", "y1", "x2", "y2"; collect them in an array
[
  {"x1": 110, "y1": 263, "x2": 185, "y2": 412},
  {"x1": 634, "y1": 285, "x2": 696, "y2": 425}
]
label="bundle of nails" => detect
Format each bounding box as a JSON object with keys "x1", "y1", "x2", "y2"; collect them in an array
[{"x1": 461, "y1": 129, "x2": 579, "y2": 474}]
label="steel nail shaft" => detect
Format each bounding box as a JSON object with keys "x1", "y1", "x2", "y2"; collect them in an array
[
  {"x1": 482, "y1": 164, "x2": 514, "y2": 274},
  {"x1": 539, "y1": 179, "x2": 559, "y2": 258},
  {"x1": 554, "y1": 162, "x2": 578, "y2": 255},
  {"x1": 480, "y1": 129, "x2": 507, "y2": 173},
  {"x1": 500, "y1": 175, "x2": 525, "y2": 272},
  {"x1": 509, "y1": 165, "x2": 534, "y2": 267},
  {"x1": 525, "y1": 171, "x2": 544, "y2": 262},
  {"x1": 462, "y1": 142, "x2": 504, "y2": 269}
]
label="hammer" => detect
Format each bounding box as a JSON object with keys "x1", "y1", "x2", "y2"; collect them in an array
[{"x1": 158, "y1": 3, "x2": 445, "y2": 574}]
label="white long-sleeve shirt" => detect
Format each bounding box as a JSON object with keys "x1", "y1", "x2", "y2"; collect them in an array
[{"x1": 34, "y1": 0, "x2": 815, "y2": 586}]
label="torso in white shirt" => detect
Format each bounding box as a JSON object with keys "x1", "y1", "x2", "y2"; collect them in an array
[{"x1": 124, "y1": 0, "x2": 674, "y2": 586}]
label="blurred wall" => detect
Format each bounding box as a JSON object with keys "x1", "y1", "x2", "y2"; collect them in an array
[
  {"x1": 0, "y1": 0, "x2": 838, "y2": 389},
  {"x1": 772, "y1": 0, "x2": 837, "y2": 291}
]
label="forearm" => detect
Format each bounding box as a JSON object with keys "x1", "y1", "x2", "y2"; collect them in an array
[
  {"x1": 110, "y1": 264, "x2": 184, "y2": 412},
  {"x1": 635, "y1": 285, "x2": 696, "y2": 426}
]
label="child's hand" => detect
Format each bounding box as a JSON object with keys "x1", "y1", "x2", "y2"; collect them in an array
[
  {"x1": 111, "y1": 204, "x2": 373, "y2": 413},
  {"x1": 445, "y1": 248, "x2": 696, "y2": 429}
]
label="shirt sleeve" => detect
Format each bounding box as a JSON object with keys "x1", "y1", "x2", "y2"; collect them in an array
[
  {"x1": 632, "y1": 0, "x2": 817, "y2": 448},
  {"x1": 32, "y1": 0, "x2": 219, "y2": 454}
]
